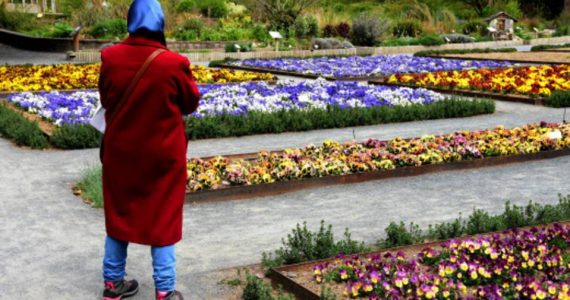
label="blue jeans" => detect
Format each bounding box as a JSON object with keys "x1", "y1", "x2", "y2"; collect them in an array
[{"x1": 103, "y1": 236, "x2": 176, "y2": 292}]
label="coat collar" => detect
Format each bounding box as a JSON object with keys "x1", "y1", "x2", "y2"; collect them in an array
[{"x1": 122, "y1": 35, "x2": 167, "y2": 49}]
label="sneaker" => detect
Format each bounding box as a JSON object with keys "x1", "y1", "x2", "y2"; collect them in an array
[
  {"x1": 156, "y1": 290, "x2": 184, "y2": 300},
  {"x1": 102, "y1": 279, "x2": 139, "y2": 300}
]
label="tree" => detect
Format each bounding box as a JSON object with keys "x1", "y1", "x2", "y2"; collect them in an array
[
  {"x1": 256, "y1": 0, "x2": 319, "y2": 30},
  {"x1": 460, "y1": 0, "x2": 489, "y2": 17}
]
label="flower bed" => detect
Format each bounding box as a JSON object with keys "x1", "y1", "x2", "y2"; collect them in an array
[
  {"x1": 6, "y1": 80, "x2": 446, "y2": 126},
  {"x1": 228, "y1": 55, "x2": 515, "y2": 78},
  {"x1": 186, "y1": 123, "x2": 570, "y2": 192},
  {"x1": 387, "y1": 65, "x2": 570, "y2": 98},
  {"x1": 0, "y1": 64, "x2": 275, "y2": 92},
  {"x1": 309, "y1": 224, "x2": 570, "y2": 299}
]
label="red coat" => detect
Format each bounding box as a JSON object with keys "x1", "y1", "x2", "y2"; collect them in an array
[{"x1": 99, "y1": 36, "x2": 200, "y2": 246}]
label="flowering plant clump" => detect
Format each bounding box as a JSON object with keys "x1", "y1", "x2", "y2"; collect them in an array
[
  {"x1": 7, "y1": 79, "x2": 445, "y2": 125},
  {"x1": 388, "y1": 65, "x2": 570, "y2": 97},
  {"x1": 186, "y1": 123, "x2": 570, "y2": 191},
  {"x1": 312, "y1": 224, "x2": 570, "y2": 299},
  {"x1": 229, "y1": 55, "x2": 514, "y2": 78},
  {"x1": 0, "y1": 64, "x2": 274, "y2": 92}
]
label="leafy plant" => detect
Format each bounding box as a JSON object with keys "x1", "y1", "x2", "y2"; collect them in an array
[
  {"x1": 242, "y1": 272, "x2": 293, "y2": 300},
  {"x1": 323, "y1": 24, "x2": 335, "y2": 37},
  {"x1": 418, "y1": 34, "x2": 445, "y2": 46},
  {"x1": 350, "y1": 13, "x2": 390, "y2": 46},
  {"x1": 392, "y1": 20, "x2": 422, "y2": 37},
  {"x1": 261, "y1": 221, "x2": 369, "y2": 270},
  {"x1": 50, "y1": 124, "x2": 102, "y2": 149},
  {"x1": 0, "y1": 104, "x2": 48, "y2": 149},
  {"x1": 378, "y1": 221, "x2": 423, "y2": 248},
  {"x1": 462, "y1": 20, "x2": 487, "y2": 35},
  {"x1": 546, "y1": 91, "x2": 570, "y2": 108},
  {"x1": 197, "y1": 0, "x2": 229, "y2": 18},
  {"x1": 225, "y1": 42, "x2": 253, "y2": 52},
  {"x1": 89, "y1": 19, "x2": 127, "y2": 39},
  {"x1": 175, "y1": 0, "x2": 196, "y2": 13},
  {"x1": 335, "y1": 22, "x2": 351, "y2": 39},
  {"x1": 75, "y1": 166, "x2": 103, "y2": 208},
  {"x1": 415, "y1": 48, "x2": 517, "y2": 57}
]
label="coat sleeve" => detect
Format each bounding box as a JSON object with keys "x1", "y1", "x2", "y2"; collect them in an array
[{"x1": 175, "y1": 58, "x2": 200, "y2": 115}]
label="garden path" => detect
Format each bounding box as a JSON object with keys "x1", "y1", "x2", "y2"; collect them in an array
[{"x1": 1, "y1": 100, "x2": 570, "y2": 299}]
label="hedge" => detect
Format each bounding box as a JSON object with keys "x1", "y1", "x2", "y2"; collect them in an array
[
  {"x1": 1, "y1": 98, "x2": 495, "y2": 149},
  {"x1": 0, "y1": 104, "x2": 49, "y2": 149},
  {"x1": 415, "y1": 47, "x2": 517, "y2": 57},
  {"x1": 531, "y1": 43, "x2": 570, "y2": 52},
  {"x1": 545, "y1": 91, "x2": 570, "y2": 108}
]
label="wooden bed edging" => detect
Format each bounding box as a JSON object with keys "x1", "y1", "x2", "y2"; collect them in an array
[
  {"x1": 369, "y1": 80, "x2": 544, "y2": 105},
  {"x1": 269, "y1": 221, "x2": 570, "y2": 299},
  {"x1": 184, "y1": 148, "x2": 570, "y2": 205}
]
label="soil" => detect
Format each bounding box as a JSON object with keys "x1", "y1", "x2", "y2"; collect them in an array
[
  {"x1": 437, "y1": 51, "x2": 570, "y2": 64},
  {"x1": 275, "y1": 222, "x2": 570, "y2": 299}
]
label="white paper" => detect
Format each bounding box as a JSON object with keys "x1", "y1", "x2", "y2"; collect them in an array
[{"x1": 89, "y1": 104, "x2": 106, "y2": 133}]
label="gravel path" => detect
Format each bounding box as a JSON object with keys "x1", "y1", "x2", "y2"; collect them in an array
[{"x1": 1, "y1": 100, "x2": 570, "y2": 299}]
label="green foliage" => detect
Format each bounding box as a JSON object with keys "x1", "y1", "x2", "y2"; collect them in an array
[
  {"x1": 379, "y1": 221, "x2": 423, "y2": 248},
  {"x1": 462, "y1": 20, "x2": 487, "y2": 35},
  {"x1": 554, "y1": 25, "x2": 569, "y2": 37},
  {"x1": 252, "y1": 24, "x2": 270, "y2": 42},
  {"x1": 0, "y1": 3, "x2": 36, "y2": 31},
  {"x1": 418, "y1": 34, "x2": 445, "y2": 46},
  {"x1": 545, "y1": 91, "x2": 570, "y2": 108},
  {"x1": 320, "y1": 285, "x2": 338, "y2": 300},
  {"x1": 175, "y1": 0, "x2": 197, "y2": 13},
  {"x1": 89, "y1": 19, "x2": 127, "y2": 39},
  {"x1": 47, "y1": 22, "x2": 74, "y2": 38},
  {"x1": 185, "y1": 99, "x2": 495, "y2": 140},
  {"x1": 242, "y1": 272, "x2": 293, "y2": 300},
  {"x1": 392, "y1": 20, "x2": 423, "y2": 38},
  {"x1": 225, "y1": 42, "x2": 253, "y2": 52},
  {"x1": 50, "y1": 124, "x2": 102, "y2": 149},
  {"x1": 415, "y1": 47, "x2": 517, "y2": 57},
  {"x1": 306, "y1": 16, "x2": 319, "y2": 37},
  {"x1": 0, "y1": 104, "x2": 48, "y2": 149},
  {"x1": 261, "y1": 221, "x2": 369, "y2": 270},
  {"x1": 76, "y1": 166, "x2": 103, "y2": 208},
  {"x1": 197, "y1": 0, "x2": 229, "y2": 18},
  {"x1": 350, "y1": 13, "x2": 390, "y2": 46},
  {"x1": 293, "y1": 16, "x2": 309, "y2": 38},
  {"x1": 530, "y1": 43, "x2": 570, "y2": 51},
  {"x1": 380, "y1": 194, "x2": 570, "y2": 248}
]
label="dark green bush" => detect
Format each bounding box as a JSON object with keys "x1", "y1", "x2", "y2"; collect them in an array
[
  {"x1": 0, "y1": 104, "x2": 48, "y2": 149},
  {"x1": 175, "y1": 0, "x2": 196, "y2": 13},
  {"x1": 197, "y1": 0, "x2": 228, "y2": 18},
  {"x1": 293, "y1": 16, "x2": 309, "y2": 39},
  {"x1": 0, "y1": 3, "x2": 36, "y2": 31},
  {"x1": 261, "y1": 221, "x2": 369, "y2": 270},
  {"x1": 554, "y1": 25, "x2": 569, "y2": 37},
  {"x1": 531, "y1": 43, "x2": 570, "y2": 51},
  {"x1": 418, "y1": 35, "x2": 445, "y2": 46},
  {"x1": 47, "y1": 22, "x2": 74, "y2": 38},
  {"x1": 350, "y1": 13, "x2": 390, "y2": 46},
  {"x1": 185, "y1": 99, "x2": 495, "y2": 140},
  {"x1": 306, "y1": 16, "x2": 319, "y2": 37},
  {"x1": 50, "y1": 124, "x2": 102, "y2": 149},
  {"x1": 392, "y1": 20, "x2": 422, "y2": 37},
  {"x1": 225, "y1": 42, "x2": 253, "y2": 52},
  {"x1": 462, "y1": 20, "x2": 487, "y2": 36},
  {"x1": 379, "y1": 221, "x2": 423, "y2": 248},
  {"x1": 89, "y1": 19, "x2": 127, "y2": 39},
  {"x1": 252, "y1": 24, "x2": 270, "y2": 42},
  {"x1": 545, "y1": 91, "x2": 570, "y2": 108},
  {"x1": 415, "y1": 47, "x2": 516, "y2": 57},
  {"x1": 242, "y1": 273, "x2": 293, "y2": 300}
]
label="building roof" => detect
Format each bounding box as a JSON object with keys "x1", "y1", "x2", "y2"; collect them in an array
[{"x1": 486, "y1": 11, "x2": 518, "y2": 22}]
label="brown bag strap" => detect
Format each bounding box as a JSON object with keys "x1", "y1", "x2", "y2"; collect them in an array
[{"x1": 107, "y1": 48, "x2": 166, "y2": 130}]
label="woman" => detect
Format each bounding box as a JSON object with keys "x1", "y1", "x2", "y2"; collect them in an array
[{"x1": 98, "y1": 0, "x2": 200, "y2": 299}]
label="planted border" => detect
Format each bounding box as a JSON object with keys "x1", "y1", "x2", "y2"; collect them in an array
[
  {"x1": 414, "y1": 48, "x2": 517, "y2": 57},
  {"x1": 1, "y1": 97, "x2": 494, "y2": 149},
  {"x1": 0, "y1": 103, "x2": 49, "y2": 149}
]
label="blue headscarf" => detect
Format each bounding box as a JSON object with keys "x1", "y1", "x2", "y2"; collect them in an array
[{"x1": 127, "y1": 0, "x2": 165, "y2": 34}]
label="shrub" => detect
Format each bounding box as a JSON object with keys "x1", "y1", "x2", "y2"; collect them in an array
[
  {"x1": 182, "y1": 18, "x2": 204, "y2": 35},
  {"x1": 378, "y1": 222, "x2": 423, "y2": 248},
  {"x1": 312, "y1": 38, "x2": 353, "y2": 50},
  {"x1": 197, "y1": 0, "x2": 228, "y2": 18},
  {"x1": 545, "y1": 91, "x2": 570, "y2": 108},
  {"x1": 462, "y1": 20, "x2": 487, "y2": 36},
  {"x1": 306, "y1": 16, "x2": 319, "y2": 37},
  {"x1": 418, "y1": 35, "x2": 445, "y2": 46},
  {"x1": 225, "y1": 42, "x2": 253, "y2": 52},
  {"x1": 175, "y1": 0, "x2": 196, "y2": 13},
  {"x1": 442, "y1": 34, "x2": 475, "y2": 44},
  {"x1": 50, "y1": 124, "x2": 102, "y2": 149},
  {"x1": 323, "y1": 24, "x2": 335, "y2": 37},
  {"x1": 89, "y1": 19, "x2": 127, "y2": 39},
  {"x1": 185, "y1": 99, "x2": 495, "y2": 140},
  {"x1": 261, "y1": 221, "x2": 369, "y2": 269},
  {"x1": 0, "y1": 4, "x2": 36, "y2": 31},
  {"x1": 252, "y1": 24, "x2": 270, "y2": 42},
  {"x1": 48, "y1": 22, "x2": 74, "y2": 38},
  {"x1": 350, "y1": 13, "x2": 389, "y2": 46},
  {"x1": 530, "y1": 43, "x2": 570, "y2": 51},
  {"x1": 0, "y1": 104, "x2": 48, "y2": 149},
  {"x1": 392, "y1": 20, "x2": 422, "y2": 37},
  {"x1": 415, "y1": 47, "x2": 516, "y2": 57},
  {"x1": 242, "y1": 273, "x2": 293, "y2": 300},
  {"x1": 554, "y1": 25, "x2": 569, "y2": 37},
  {"x1": 293, "y1": 16, "x2": 309, "y2": 39},
  {"x1": 335, "y1": 22, "x2": 351, "y2": 39}
]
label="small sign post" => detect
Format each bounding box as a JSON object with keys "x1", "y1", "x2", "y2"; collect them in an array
[{"x1": 269, "y1": 31, "x2": 282, "y2": 52}]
